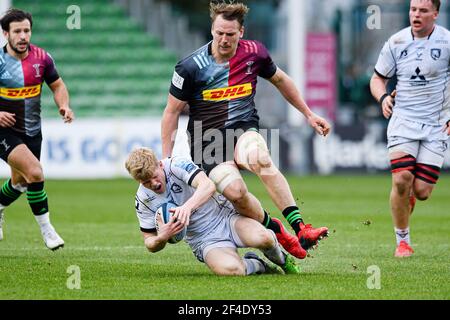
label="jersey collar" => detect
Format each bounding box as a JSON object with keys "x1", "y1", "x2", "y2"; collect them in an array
[{"x1": 411, "y1": 25, "x2": 436, "y2": 40}]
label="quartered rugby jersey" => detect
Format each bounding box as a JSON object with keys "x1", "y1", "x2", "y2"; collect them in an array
[
  {"x1": 375, "y1": 25, "x2": 450, "y2": 126},
  {"x1": 0, "y1": 44, "x2": 60, "y2": 136},
  {"x1": 169, "y1": 40, "x2": 277, "y2": 135}
]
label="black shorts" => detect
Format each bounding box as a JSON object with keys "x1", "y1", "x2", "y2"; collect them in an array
[
  {"x1": 190, "y1": 121, "x2": 259, "y2": 175},
  {"x1": 0, "y1": 128, "x2": 42, "y2": 162}
]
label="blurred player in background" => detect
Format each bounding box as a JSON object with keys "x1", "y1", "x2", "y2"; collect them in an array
[
  {"x1": 370, "y1": 0, "x2": 449, "y2": 257},
  {"x1": 0, "y1": 9, "x2": 74, "y2": 250},
  {"x1": 125, "y1": 147, "x2": 300, "y2": 276},
  {"x1": 161, "y1": 1, "x2": 331, "y2": 260}
]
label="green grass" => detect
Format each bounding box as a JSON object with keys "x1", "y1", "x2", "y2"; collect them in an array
[{"x1": 0, "y1": 175, "x2": 449, "y2": 300}]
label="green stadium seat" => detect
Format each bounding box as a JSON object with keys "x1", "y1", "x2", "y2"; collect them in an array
[{"x1": 13, "y1": 0, "x2": 177, "y2": 117}]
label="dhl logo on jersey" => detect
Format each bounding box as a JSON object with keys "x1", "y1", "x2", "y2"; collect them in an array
[
  {"x1": 203, "y1": 83, "x2": 252, "y2": 101},
  {"x1": 0, "y1": 84, "x2": 41, "y2": 100}
]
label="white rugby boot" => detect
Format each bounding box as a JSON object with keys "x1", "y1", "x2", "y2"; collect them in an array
[{"x1": 41, "y1": 224, "x2": 64, "y2": 250}]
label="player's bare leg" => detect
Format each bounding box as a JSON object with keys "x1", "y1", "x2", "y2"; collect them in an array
[
  {"x1": 390, "y1": 152, "x2": 415, "y2": 257},
  {"x1": 242, "y1": 145, "x2": 328, "y2": 251},
  {"x1": 222, "y1": 178, "x2": 265, "y2": 222},
  {"x1": 212, "y1": 162, "x2": 306, "y2": 259},
  {"x1": 6, "y1": 145, "x2": 64, "y2": 250},
  {"x1": 233, "y1": 216, "x2": 299, "y2": 274}
]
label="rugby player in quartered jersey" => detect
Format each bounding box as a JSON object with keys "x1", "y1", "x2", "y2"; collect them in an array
[
  {"x1": 161, "y1": 2, "x2": 331, "y2": 261},
  {"x1": 0, "y1": 9, "x2": 74, "y2": 250},
  {"x1": 0, "y1": 44, "x2": 60, "y2": 136},
  {"x1": 170, "y1": 39, "x2": 277, "y2": 134},
  {"x1": 370, "y1": 0, "x2": 450, "y2": 258}
]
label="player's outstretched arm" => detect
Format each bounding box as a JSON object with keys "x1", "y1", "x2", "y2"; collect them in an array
[
  {"x1": 161, "y1": 94, "x2": 187, "y2": 158},
  {"x1": 142, "y1": 215, "x2": 185, "y2": 253},
  {"x1": 269, "y1": 67, "x2": 331, "y2": 136},
  {"x1": 172, "y1": 171, "x2": 216, "y2": 227},
  {"x1": 48, "y1": 78, "x2": 74, "y2": 123},
  {"x1": 370, "y1": 73, "x2": 394, "y2": 119}
]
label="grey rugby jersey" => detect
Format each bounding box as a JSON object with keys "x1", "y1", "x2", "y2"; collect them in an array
[{"x1": 374, "y1": 25, "x2": 450, "y2": 125}]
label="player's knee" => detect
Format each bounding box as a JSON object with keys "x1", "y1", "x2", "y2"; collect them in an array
[
  {"x1": 26, "y1": 165, "x2": 44, "y2": 183},
  {"x1": 223, "y1": 181, "x2": 248, "y2": 203},
  {"x1": 213, "y1": 261, "x2": 245, "y2": 276},
  {"x1": 247, "y1": 149, "x2": 274, "y2": 174},
  {"x1": 392, "y1": 171, "x2": 414, "y2": 194},
  {"x1": 256, "y1": 230, "x2": 276, "y2": 249},
  {"x1": 413, "y1": 186, "x2": 432, "y2": 201}
]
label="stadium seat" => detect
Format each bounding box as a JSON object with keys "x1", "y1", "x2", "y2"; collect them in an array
[{"x1": 14, "y1": 0, "x2": 177, "y2": 118}]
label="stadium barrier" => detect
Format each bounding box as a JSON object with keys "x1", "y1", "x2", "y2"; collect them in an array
[
  {"x1": 0, "y1": 117, "x2": 189, "y2": 179},
  {"x1": 310, "y1": 123, "x2": 450, "y2": 174}
]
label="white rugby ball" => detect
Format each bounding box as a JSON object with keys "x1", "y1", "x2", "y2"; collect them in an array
[{"x1": 155, "y1": 202, "x2": 187, "y2": 244}]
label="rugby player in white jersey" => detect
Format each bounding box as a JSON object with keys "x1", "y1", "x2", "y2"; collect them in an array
[
  {"x1": 125, "y1": 148, "x2": 300, "y2": 275},
  {"x1": 370, "y1": 0, "x2": 450, "y2": 257}
]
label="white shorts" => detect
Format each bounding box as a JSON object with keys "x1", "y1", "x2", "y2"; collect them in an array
[
  {"x1": 387, "y1": 116, "x2": 449, "y2": 167},
  {"x1": 191, "y1": 212, "x2": 245, "y2": 263}
]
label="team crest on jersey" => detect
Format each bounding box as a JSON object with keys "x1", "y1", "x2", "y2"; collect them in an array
[
  {"x1": 430, "y1": 49, "x2": 441, "y2": 60},
  {"x1": 203, "y1": 83, "x2": 252, "y2": 101},
  {"x1": 171, "y1": 183, "x2": 183, "y2": 194},
  {"x1": 33, "y1": 64, "x2": 41, "y2": 78},
  {"x1": 246, "y1": 61, "x2": 255, "y2": 75}
]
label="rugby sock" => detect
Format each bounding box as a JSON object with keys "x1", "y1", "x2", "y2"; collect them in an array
[
  {"x1": 243, "y1": 257, "x2": 266, "y2": 275},
  {"x1": 0, "y1": 179, "x2": 23, "y2": 206},
  {"x1": 262, "y1": 211, "x2": 281, "y2": 233},
  {"x1": 35, "y1": 212, "x2": 51, "y2": 229},
  {"x1": 261, "y1": 230, "x2": 286, "y2": 266},
  {"x1": 26, "y1": 182, "x2": 49, "y2": 216},
  {"x1": 395, "y1": 227, "x2": 410, "y2": 245},
  {"x1": 282, "y1": 206, "x2": 303, "y2": 234}
]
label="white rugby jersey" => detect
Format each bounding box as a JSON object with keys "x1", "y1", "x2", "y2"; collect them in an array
[
  {"x1": 374, "y1": 25, "x2": 450, "y2": 125},
  {"x1": 134, "y1": 157, "x2": 233, "y2": 244}
]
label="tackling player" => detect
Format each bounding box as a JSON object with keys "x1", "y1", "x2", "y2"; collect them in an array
[
  {"x1": 161, "y1": 1, "x2": 331, "y2": 260},
  {"x1": 370, "y1": 0, "x2": 449, "y2": 257},
  {"x1": 0, "y1": 9, "x2": 74, "y2": 250},
  {"x1": 125, "y1": 148, "x2": 300, "y2": 276}
]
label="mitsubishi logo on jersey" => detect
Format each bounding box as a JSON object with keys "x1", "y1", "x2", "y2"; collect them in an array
[
  {"x1": 203, "y1": 83, "x2": 253, "y2": 101},
  {"x1": 409, "y1": 67, "x2": 428, "y2": 86},
  {"x1": 33, "y1": 64, "x2": 41, "y2": 78}
]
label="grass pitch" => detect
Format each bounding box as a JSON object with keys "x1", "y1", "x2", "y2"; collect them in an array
[{"x1": 0, "y1": 175, "x2": 448, "y2": 300}]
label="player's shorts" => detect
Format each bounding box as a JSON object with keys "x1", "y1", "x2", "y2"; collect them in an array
[
  {"x1": 190, "y1": 120, "x2": 259, "y2": 175},
  {"x1": 190, "y1": 211, "x2": 245, "y2": 263},
  {"x1": 0, "y1": 128, "x2": 42, "y2": 162},
  {"x1": 387, "y1": 116, "x2": 449, "y2": 167}
]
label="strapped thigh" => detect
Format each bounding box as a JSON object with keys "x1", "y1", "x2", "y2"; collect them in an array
[
  {"x1": 414, "y1": 163, "x2": 441, "y2": 185},
  {"x1": 390, "y1": 155, "x2": 416, "y2": 173}
]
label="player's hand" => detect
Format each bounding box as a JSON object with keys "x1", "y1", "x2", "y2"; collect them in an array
[
  {"x1": 307, "y1": 113, "x2": 331, "y2": 137},
  {"x1": 0, "y1": 111, "x2": 16, "y2": 128},
  {"x1": 170, "y1": 206, "x2": 192, "y2": 228},
  {"x1": 59, "y1": 106, "x2": 74, "y2": 123},
  {"x1": 156, "y1": 213, "x2": 185, "y2": 242},
  {"x1": 444, "y1": 121, "x2": 450, "y2": 136},
  {"x1": 381, "y1": 90, "x2": 396, "y2": 119}
]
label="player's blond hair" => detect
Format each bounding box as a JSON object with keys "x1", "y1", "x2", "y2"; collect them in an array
[
  {"x1": 125, "y1": 148, "x2": 159, "y2": 181},
  {"x1": 209, "y1": 1, "x2": 249, "y2": 27}
]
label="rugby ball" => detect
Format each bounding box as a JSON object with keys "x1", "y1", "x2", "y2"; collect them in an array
[{"x1": 155, "y1": 202, "x2": 187, "y2": 244}]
